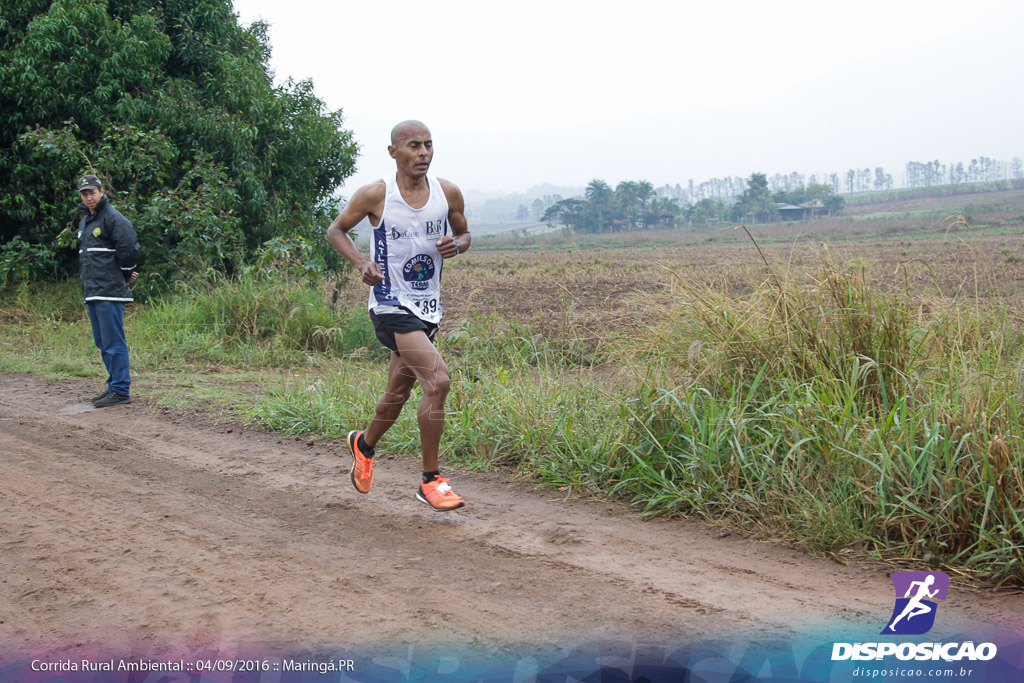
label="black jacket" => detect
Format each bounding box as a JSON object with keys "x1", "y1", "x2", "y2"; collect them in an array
[{"x1": 77, "y1": 196, "x2": 140, "y2": 302}]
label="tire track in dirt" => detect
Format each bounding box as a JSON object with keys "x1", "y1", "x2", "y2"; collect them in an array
[{"x1": 1, "y1": 373, "x2": 1021, "y2": 660}]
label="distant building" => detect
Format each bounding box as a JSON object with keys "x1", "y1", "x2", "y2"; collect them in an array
[
  {"x1": 802, "y1": 198, "x2": 832, "y2": 218},
  {"x1": 776, "y1": 203, "x2": 808, "y2": 221}
]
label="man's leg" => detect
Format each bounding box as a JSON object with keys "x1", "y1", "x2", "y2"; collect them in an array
[
  {"x1": 363, "y1": 351, "x2": 418, "y2": 448},
  {"x1": 99, "y1": 301, "x2": 130, "y2": 396},
  {"x1": 90, "y1": 301, "x2": 130, "y2": 396},
  {"x1": 347, "y1": 350, "x2": 418, "y2": 493},
  {"x1": 86, "y1": 302, "x2": 113, "y2": 388},
  {"x1": 392, "y1": 330, "x2": 450, "y2": 473}
]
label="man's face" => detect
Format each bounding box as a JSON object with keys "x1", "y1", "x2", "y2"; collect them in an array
[
  {"x1": 389, "y1": 127, "x2": 433, "y2": 179},
  {"x1": 80, "y1": 188, "x2": 103, "y2": 214}
]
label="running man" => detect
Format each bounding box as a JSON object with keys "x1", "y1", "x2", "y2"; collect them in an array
[
  {"x1": 326, "y1": 120, "x2": 470, "y2": 511},
  {"x1": 888, "y1": 574, "x2": 939, "y2": 631}
]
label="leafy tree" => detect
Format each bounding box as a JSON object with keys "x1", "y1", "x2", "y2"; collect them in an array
[
  {"x1": 530, "y1": 198, "x2": 545, "y2": 221},
  {"x1": 773, "y1": 182, "x2": 844, "y2": 216},
  {"x1": 0, "y1": 0, "x2": 357, "y2": 284},
  {"x1": 691, "y1": 197, "x2": 715, "y2": 224},
  {"x1": 541, "y1": 198, "x2": 589, "y2": 233},
  {"x1": 857, "y1": 168, "x2": 871, "y2": 192},
  {"x1": 874, "y1": 167, "x2": 892, "y2": 191},
  {"x1": 543, "y1": 180, "x2": 680, "y2": 233},
  {"x1": 713, "y1": 199, "x2": 728, "y2": 223},
  {"x1": 732, "y1": 173, "x2": 776, "y2": 223},
  {"x1": 806, "y1": 182, "x2": 844, "y2": 214}
]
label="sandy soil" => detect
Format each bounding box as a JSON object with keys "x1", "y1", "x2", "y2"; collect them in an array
[{"x1": 1, "y1": 372, "x2": 1022, "y2": 664}]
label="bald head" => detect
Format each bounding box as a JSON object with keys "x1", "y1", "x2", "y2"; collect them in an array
[
  {"x1": 388, "y1": 120, "x2": 434, "y2": 179},
  {"x1": 391, "y1": 120, "x2": 430, "y2": 145}
]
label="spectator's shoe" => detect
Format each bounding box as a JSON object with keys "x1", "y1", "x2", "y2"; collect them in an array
[
  {"x1": 93, "y1": 392, "x2": 131, "y2": 408},
  {"x1": 92, "y1": 388, "x2": 112, "y2": 403},
  {"x1": 347, "y1": 430, "x2": 374, "y2": 493},
  {"x1": 416, "y1": 475, "x2": 466, "y2": 512}
]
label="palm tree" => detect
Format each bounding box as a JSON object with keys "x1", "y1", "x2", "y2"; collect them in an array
[
  {"x1": 636, "y1": 180, "x2": 654, "y2": 227},
  {"x1": 585, "y1": 179, "x2": 613, "y2": 233},
  {"x1": 615, "y1": 180, "x2": 640, "y2": 230},
  {"x1": 649, "y1": 197, "x2": 680, "y2": 228},
  {"x1": 714, "y1": 199, "x2": 728, "y2": 224}
]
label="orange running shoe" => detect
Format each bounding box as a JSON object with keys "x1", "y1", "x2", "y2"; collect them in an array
[
  {"x1": 416, "y1": 474, "x2": 465, "y2": 512},
  {"x1": 347, "y1": 430, "x2": 374, "y2": 494}
]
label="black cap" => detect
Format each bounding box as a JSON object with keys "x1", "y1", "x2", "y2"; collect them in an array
[{"x1": 76, "y1": 174, "x2": 103, "y2": 192}]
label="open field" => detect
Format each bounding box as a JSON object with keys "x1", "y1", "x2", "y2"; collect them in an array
[{"x1": 345, "y1": 190, "x2": 1024, "y2": 350}]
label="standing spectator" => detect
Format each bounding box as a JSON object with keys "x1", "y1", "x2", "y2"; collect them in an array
[{"x1": 75, "y1": 174, "x2": 139, "y2": 407}]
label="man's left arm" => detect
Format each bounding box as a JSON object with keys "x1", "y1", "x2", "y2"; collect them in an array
[{"x1": 436, "y1": 179, "x2": 470, "y2": 259}]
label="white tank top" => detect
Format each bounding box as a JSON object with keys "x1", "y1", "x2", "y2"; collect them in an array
[{"x1": 368, "y1": 173, "x2": 449, "y2": 323}]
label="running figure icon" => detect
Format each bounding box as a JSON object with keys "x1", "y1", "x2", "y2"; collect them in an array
[{"x1": 887, "y1": 574, "x2": 938, "y2": 631}]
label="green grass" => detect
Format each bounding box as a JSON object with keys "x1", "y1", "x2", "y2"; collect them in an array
[
  {"x1": 853, "y1": 210, "x2": 951, "y2": 221},
  {"x1": 2, "y1": 248, "x2": 1022, "y2": 585},
  {"x1": 136, "y1": 273, "x2": 384, "y2": 367},
  {"x1": 246, "y1": 317, "x2": 626, "y2": 473},
  {"x1": 0, "y1": 275, "x2": 385, "y2": 379}
]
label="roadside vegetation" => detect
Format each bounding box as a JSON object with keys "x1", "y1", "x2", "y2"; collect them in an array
[
  {"x1": 3, "y1": 187, "x2": 1023, "y2": 586},
  {"x1": 0, "y1": 1, "x2": 355, "y2": 285}
]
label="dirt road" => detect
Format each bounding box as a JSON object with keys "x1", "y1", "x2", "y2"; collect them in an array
[{"x1": 1, "y1": 372, "x2": 1022, "y2": 668}]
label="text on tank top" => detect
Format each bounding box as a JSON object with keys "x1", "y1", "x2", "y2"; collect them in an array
[{"x1": 369, "y1": 174, "x2": 450, "y2": 323}]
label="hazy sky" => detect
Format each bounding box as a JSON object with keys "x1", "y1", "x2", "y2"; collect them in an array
[{"x1": 232, "y1": 0, "x2": 1024, "y2": 196}]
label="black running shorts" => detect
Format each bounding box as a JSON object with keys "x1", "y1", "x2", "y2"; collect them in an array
[{"x1": 369, "y1": 308, "x2": 439, "y2": 355}]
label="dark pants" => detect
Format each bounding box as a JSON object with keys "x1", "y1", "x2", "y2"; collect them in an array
[{"x1": 87, "y1": 300, "x2": 131, "y2": 396}]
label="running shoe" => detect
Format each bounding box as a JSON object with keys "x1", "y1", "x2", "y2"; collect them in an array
[
  {"x1": 347, "y1": 430, "x2": 374, "y2": 493},
  {"x1": 416, "y1": 474, "x2": 465, "y2": 512}
]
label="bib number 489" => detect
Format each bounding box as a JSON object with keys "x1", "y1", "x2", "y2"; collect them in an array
[{"x1": 416, "y1": 299, "x2": 438, "y2": 315}]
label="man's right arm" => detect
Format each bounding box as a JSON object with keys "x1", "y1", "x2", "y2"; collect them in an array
[{"x1": 327, "y1": 181, "x2": 385, "y2": 286}]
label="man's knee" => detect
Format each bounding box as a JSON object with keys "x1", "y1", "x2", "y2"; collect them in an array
[{"x1": 423, "y1": 372, "x2": 450, "y2": 400}]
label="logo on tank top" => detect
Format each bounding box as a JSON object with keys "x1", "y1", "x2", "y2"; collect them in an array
[
  {"x1": 391, "y1": 225, "x2": 420, "y2": 240},
  {"x1": 391, "y1": 219, "x2": 445, "y2": 240},
  {"x1": 403, "y1": 255, "x2": 436, "y2": 290}
]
